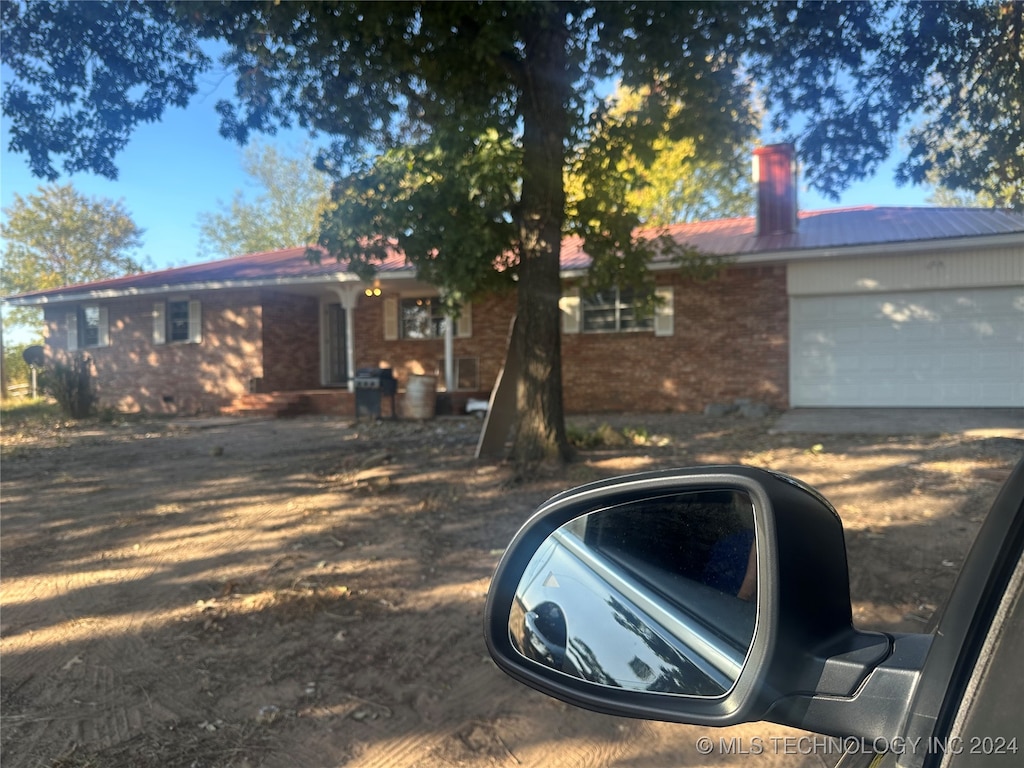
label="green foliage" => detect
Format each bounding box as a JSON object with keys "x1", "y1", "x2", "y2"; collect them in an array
[
  {"x1": 0, "y1": 398, "x2": 60, "y2": 428},
  {"x1": 567, "y1": 423, "x2": 629, "y2": 450},
  {"x1": 2, "y1": 341, "x2": 34, "y2": 394},
  {"x1": 0, "y1": 1, "x2": 208, "y2": 181},
  {"x1": 893, "y1": 2, "x2": 1024, "y2": 210},
  {"x1": 567, "y1": 422, "x2": 672, "y2": 449},
  {"x1": 925, "y1": 184, "x2": 997, "y2": 209},
  {"x1": 577, "y1": 84, "x2": 757, "y2": 227},
  {"x1": 748, "y1": 0, "x2": 1023, "y2": 208},
  {"x1": 1, "y1": 183, "x2": 149, "y2": 332},
  {"x1": 6, "y1": 0, "x2": 1022, "y2": 462},
  {"x1": 317, "y1": 129, "x2": 520, "y2": 312},
  {"x1": 197, "y1": 141, "x2": 334, "y2": 258},
  {"x1": 40, "y1": 352, "x2": 96, "y2": 420}
]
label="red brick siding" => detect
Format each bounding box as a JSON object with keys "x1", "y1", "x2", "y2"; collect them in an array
[
  {"x1": 260, "y1": 291, "x2": 321, "y2": 391},
  {"x1": 359, "y1": 268, "x2": 787, "y2": 414},
  {"x1": 560, "y1": 266, "x2": 788, "y2": 413},
  {"x1": 351, "y1": 291, "x2": 516, "y2": 393},
  {"x1": 39, "y1": 265, "x2": 788, "y2": 416},
  {"x1": 44, "y1": 291, "x2": 264, "y2": 414}
]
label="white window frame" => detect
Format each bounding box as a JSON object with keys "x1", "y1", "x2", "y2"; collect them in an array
[
  {"x1": 154, "y1": 299, "x2": 202, "y2": 345},
  {"x1": 67, "y1": 305, "x2": 109, "y2": 350},
  {"x1": 383, "y1": 296, "x2": 471, "y2": 341},
  {"x1": 562, "y1": 285, "x2": 673, "y2": 337}
]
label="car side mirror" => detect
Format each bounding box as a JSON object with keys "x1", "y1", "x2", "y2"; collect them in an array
[{"x1": 485, "y1": 466, "x2": 929, "y2": 740}]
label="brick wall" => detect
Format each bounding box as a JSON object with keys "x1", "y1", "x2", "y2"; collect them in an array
[
  {"x1": 260, "y1": 291, "x2": 321, "y2": 391},
  {"x1": 39, "y1": 266, "x2": 788, "y2": 416},
  {"x1": 561, "y1": 265, "x2": 789, "y2": 413},
  {"x1": 358, "y1": 266, "x2": 788, "y2": 414},
  {"x1": 352, "y1": 290, "x2": 517, "y2": 393},
  {"x1": 44, "y1": 290, "x2": 264, "y2": 414}
]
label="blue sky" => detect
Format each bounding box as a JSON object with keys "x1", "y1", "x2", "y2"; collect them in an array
[{"x1": 1, "y1": 68, "x2": 324, "y2": 274}]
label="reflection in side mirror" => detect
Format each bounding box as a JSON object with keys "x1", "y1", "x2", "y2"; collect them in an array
[{"x1": 508, "y1": 489, "x2": 756, "y2": 697}]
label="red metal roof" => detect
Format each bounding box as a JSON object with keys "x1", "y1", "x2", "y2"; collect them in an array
[
  {"x1": 662, "y1": 206, "x2": 1024, "y2": 257},
  {"x1": 561, "y1": 206, "x2": 1024, "y2": 269},
  {"x1": 6, "y1": 244, "x2": 412, "y2": 302},
  {"x1": 8, "y1": 206, "x2": 1024, "y2": 303}
]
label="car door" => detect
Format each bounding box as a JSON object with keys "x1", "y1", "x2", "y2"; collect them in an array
[{"x1": 486, "y1": 460, "x2": 1024, "y2": 767}]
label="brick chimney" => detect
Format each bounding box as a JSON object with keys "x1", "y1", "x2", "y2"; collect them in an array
[{"x1": 753, "y1": 144, "x2": 798, "y2": 236}]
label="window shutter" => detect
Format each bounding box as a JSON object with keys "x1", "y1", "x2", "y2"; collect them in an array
[
  {"x1": 560, "y1": 286, "x2": 581, "y2": 334},
  {"x1": 456, "y1": 302, "x2": 472, "y2": 338},
  {"x1": 153, "y1": 302, "x2": 166, "y2": 345},
  {"x1": 383, "y1": 297, "x2": 398, "y2": 340},
  {"x1": 188, "y1": 300, "x2": 202, "y2": 344},
  {"x1": 654, "y1": 286, "x2": 674, "y2": 337},
  {"x1": 67, "y1": 311, "x2": 79, "y2": 351},
  {"x1": 97, "y1": 306, "x2": 110, "y2": 347}
]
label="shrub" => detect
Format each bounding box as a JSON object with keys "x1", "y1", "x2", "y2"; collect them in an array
[
  {"x1": 41, "y1": 352, "x2": 96, "y2": 419},
  {"x1": 567, "y1": 422, "x2": 629, "y2": 449}
]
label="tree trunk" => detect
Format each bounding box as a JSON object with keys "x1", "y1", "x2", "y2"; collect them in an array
[
  {"x1": 0, "y1": 313, "x2": 7, "y2": 400},
  {"x1": 511, "y1": 7, "x2": 572, "y2": 469}
]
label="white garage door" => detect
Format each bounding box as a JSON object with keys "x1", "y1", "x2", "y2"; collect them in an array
[{"x1": 791, "y1": 287, "x2": 1024, "y2": 407}]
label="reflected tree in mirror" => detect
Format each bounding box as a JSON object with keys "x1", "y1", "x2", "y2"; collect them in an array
[{"x1": 509, "y1": 489, "x2": 756, "y2": 697}]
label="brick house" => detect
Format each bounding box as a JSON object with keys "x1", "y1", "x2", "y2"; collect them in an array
[{"x1": 6, "y1": 147, "x2": 1024, "y2": 415}]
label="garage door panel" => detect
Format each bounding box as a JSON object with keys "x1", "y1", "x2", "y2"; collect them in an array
[
  {"x1": 980, "y1": 350, "x2": 1016, "y2": 372},
  {"x1": 791, "y1": 287, "x2": 1024, "y2": 407},
  {"x1": 865, "y1": 354, "x2": 901, "y2": 372}
]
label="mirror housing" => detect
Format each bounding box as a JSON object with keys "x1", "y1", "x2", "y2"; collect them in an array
[{"x1": 485, "y1": 466, "x2": 910, "y2": 737}]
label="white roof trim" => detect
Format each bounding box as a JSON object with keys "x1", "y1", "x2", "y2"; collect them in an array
[{"x1": 1, "y1": 271, "x2": 415, "y2": 307}]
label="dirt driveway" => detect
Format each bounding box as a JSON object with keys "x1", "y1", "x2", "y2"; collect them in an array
[{"x1": 2, "y1": 412, "x2": 1022, "y2": 768}]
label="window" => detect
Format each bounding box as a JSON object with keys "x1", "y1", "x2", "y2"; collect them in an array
[
  {"x1": 400, "y1": 297, "x2": 455, "y2": 339},
  {"x1": 582, "y1": 288, "x2": 654, "y2": 333},
  {"x1": 562, "y1": 285, "x2": 674, "y2": 337},
  {"x1": 438, "y1": 357, "x2": 479, "y2": 390},
  {"x1": 81, "y1": 306, "x2": 101, "y2": 347},
  {"x1": 383, "y1": 296, "x2": 472, "y2": 341},
  {"x1": 153, "y1": 300, "x2": 202, "y2": 344},
  {"x1": 168, "y1": 300, "x2": 191, "y2": 342},
  {"x1": 67, "y1": 305, "x2": 108, "y2": 350}
]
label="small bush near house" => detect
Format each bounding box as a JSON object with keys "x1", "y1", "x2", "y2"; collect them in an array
[
  {"x1": 42, "y1": 352, "x2": 96, "y2": 419},
  {"x1": 567, "y1": 422, "x2": 630, "y2": 449}
]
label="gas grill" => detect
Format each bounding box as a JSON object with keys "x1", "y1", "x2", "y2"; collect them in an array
[{"x1": 353, "y1": 368, "x2": 397, "y2": 419}]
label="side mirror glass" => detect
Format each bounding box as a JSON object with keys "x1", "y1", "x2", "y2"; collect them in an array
[
  {"x1": 509, "y1": 489, "x2": 757, "y2": 696},
  {"x1": 485, "y1": 465, "x2": 894, "y2": 730}
]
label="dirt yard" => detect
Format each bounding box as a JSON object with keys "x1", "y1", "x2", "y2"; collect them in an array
[{"x1": 2, "y1": 411, "x2": 1022, "y2": 768}]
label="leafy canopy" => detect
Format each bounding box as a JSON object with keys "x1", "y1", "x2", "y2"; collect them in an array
[
  {"x1": 0, "y1": 1, "x2": 210, "y2": 181},
  {"x1": 196, "y1": 141, "x2": 334, "y2": 259},
  {"x1": 1, "y1": 184, "x2": 149, "y2": 330},
  {"x1": 747, "y1": 0, "x2": 1023, "y2": 209},
  {"x1": 570, "y1": 84, "x2": 757, "y2": 227}
]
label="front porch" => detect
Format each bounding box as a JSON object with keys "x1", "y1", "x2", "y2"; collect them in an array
[{"x1": 222, "y1": 387, "x2": 491, "y2": 420}]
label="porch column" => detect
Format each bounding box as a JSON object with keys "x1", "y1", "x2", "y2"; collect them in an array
[
  {"x1": 333, "y1": 286, "x2": 361, "y2": 393},
  {"x1": 444, "y1": 312, "x2": 454, "y2": 393}
]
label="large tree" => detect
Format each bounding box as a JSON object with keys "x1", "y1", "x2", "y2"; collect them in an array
[
  {"x1": 196, "y1": 141, "x2": 333, "y2": 258},
  {"x1": 4, "y1": 1, "x2": 1021, "y2": 467},
  {"x1": 1, "y1": 184, "x2": 149, "y2": 331},
  {"x1": 196, "y1": 2, "x2": 758, "y2": 467}
]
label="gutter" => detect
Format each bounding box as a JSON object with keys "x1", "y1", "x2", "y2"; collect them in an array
[{"x1": 1, "y1": 271, "x2": 411, "y2": 307}]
